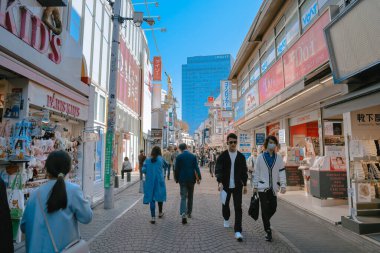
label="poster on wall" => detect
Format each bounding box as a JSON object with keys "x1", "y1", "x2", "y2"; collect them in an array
[
  {"x1": 239, "y1": 132, "x2": 251, "y2": 160},
  {"x1": 234, "y1": 99, "x2": 245, "y2": 121},
  {"x1": 151, "y1": 128, "x2": 163, "y2": 146},
  {"x1": 256, "y1": 133, "x2": 266, "y2": 145},
  {"x1": 3, "y1": 93, "x2": 21, "y2": 119},
  {"x1": 267, "y1": 122, "x2": 280, "y2": 139},
  {"x1": 245, "y1": 84, "x2": 259, "y2": 114},
  {"x1": 95, "y1": 130, "x2": 104, "y2": 181}
]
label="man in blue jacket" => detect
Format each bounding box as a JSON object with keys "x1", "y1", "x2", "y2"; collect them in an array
[{"x1": 175, "y1": 143, "x2": 201, "y2": 224}]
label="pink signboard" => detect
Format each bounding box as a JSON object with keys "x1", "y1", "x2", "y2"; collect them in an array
[
  {"x1": 283, "y1": 11, "x2": 330, "y2": 87},
  {"x1": 117, "y1": 36, "x2": 141, "y2": 114},
  {"x1": 259, "y1": 60, "x2": 285, "y2": 103}
]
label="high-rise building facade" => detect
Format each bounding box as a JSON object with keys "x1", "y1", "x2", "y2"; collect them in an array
[{"x1": 182, "y1": 54, "x2": 233, "y2": 134}]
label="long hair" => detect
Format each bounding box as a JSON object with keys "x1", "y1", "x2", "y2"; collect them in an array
[
  {"x1": 45, "y1": 150, "x2": 72, "y2": 213},
  {"x1": 151, "y1": 146, "x2": 162, "y2": 162}
]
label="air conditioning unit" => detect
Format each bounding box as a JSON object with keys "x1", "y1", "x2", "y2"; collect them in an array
[{"x1": 37, "y1": 0, "x2": 68, "y2": 7}]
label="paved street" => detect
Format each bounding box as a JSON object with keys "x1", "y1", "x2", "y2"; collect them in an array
[{"x1": 84, "y1": 167, "x2": 380, "y2": 253}]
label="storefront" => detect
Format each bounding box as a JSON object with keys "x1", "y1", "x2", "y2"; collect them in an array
[
  {"x1": 322, "y1": 0, "x2": 380, "y2": 234},
  {"x1": 0, "y1": 0, "x2": 94, "y2": 242}
]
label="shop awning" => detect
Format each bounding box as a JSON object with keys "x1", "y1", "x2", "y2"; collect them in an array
[
  {"x1": 322, "y1": 82, "x2": 380, "y2": 118},
  {"x1": 237, "y1": 80, "x2": 344, "y2": 131}
]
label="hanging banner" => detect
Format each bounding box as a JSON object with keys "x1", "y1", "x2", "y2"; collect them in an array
[
  {"x1": 153, "y1": 56, "x2": 162, "y2": 81},
  {"x1": 245, "y1": 84, "x2": 259, "y2": 114},
  {"x1": 221, "y1": 80, "x2": 232, "y2": 110}
]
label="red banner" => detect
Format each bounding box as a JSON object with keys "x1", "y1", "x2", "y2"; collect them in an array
[
  {"x1": 258, "y1": 60, "x2": 285, "y2": 103},
  {"x1": 153, "y1": 56, "x2": 162, "y2": 81},
  {"x1": 283, "y1": 11, "x2": 330, "y2": 87},
  {"x1": 117, "y1": 36, "x2": 141, "y2": 114}
]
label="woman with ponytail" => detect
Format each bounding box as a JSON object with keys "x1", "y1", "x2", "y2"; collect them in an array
[{"x1": 21, "y1": 150, "x2": 92, "y2": 253}]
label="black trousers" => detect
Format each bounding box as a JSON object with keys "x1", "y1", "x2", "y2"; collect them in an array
[
  {"x1": 209, "y1": 161, "x2": 215, "y2": 175},
  {"x1": 258, "y1": 191, "x2": 277, "y2": 232},
  {"x1": 222, "y1": 187, "x2": 243, "y2": 232}
]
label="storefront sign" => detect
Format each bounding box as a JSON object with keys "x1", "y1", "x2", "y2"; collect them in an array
[
  {"x1": 82, "y1": 132, "x2": 99, "y2": 142},
  {"x1": 239, "y1": 132, "x2": 251, "y2": 160},
  {"x1": 153, "y1": 56, "x2": 162, "y2": 81},
  {"x1": 221, "y1": 80, "x2": 232, "y2": 110},
  {"x1": 47, "y1": 95, "x2": 80, "y2": 117},
  {"x1": 279, "y1": 129, "x2": 286, "y2": 144},
  {"x1": 0, "y1": 1, "x2": 62, "y2": 63},
  {"x1": 28, "y1": 82, "x2": 88, "y2": 121},
  {"x1": 289, "y1": 110, "x2": 319, "y2": 126},
  {"x1": 283, "y1": 11, "x2": 330, "y2": 87},
  {"x1": 221, "y1": 110, "x2": 233, "y2": 119},
  {"x1": 301, "y1": 1, "x2": 318, "y2": 29},
  {"x1": 104, "y1": 131, "x2": 114, "y2": 188},
  {"x1": 255, "y1": 133, "x2": 265, "y2": 145},
  {"x1": 310, "y1": 170, "x2": 347, "y2": 198},
  {"x1": 245, "y1": 84, "x2": 259, "y2": 114},
  {"x1": 258, "y1": 60, "x2": 285, "y2": 103},
  {"x1": 234, "y1": 98, "x2": 245, "y2": 121},
  {"x1": 118, "y1": 36, "x2": 141, "y2": 115}
]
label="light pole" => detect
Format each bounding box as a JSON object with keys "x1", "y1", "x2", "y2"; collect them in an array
[{"x1": 104, "y1": 0, "x2": 154, "y2": 209}]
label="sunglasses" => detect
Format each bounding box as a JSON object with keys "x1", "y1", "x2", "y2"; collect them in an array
[{"x1": 228, "y1": 141, "x2": 237, "y2": 145}]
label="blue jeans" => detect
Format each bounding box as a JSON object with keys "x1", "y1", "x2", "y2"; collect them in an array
[
  {"x1": 150, "y1": 201, "x2": 163, "y2": 217},
  {"x1": 180, "y1": 183, "x2": 195, "y2": 216}
]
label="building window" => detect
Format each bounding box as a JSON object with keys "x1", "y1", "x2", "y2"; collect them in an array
[
  {"x1": 300, "y1": 0, "x2": 318, "y2": 32},
  {"x1": 69, "y1": 1, "x2": 82, "y2": 42},
  {"x1": 249, "y1": 62, "x2": 260, "y2": 85},
  {"x1": 94, "y1": 92, "x2": 98, "y2": 121},
  {"x1": 83, "y1": 5, "x2": 93, "y2": 73},
  {"x1": 276, "y1": 13, "x2": 299, "y2": 57},
  {"x1": 99, "y1": 95, "x2": 106, "y2": 123},
  {"x1": 260, "y1": 42, "x2": 275, "y2": 74}
]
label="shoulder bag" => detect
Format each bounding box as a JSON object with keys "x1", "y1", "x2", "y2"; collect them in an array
[{"x1": 37, "y1": 192, "x2": 89, "y2": 253}]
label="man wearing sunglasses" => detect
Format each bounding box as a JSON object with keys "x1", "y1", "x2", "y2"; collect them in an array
[{"x1": 215, "y1": 133, "x2": 248, "y2": 242}]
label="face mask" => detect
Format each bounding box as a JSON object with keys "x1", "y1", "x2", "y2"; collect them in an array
[{"x1": 268, "y1": 143, "x2": 276, "y2": 150}]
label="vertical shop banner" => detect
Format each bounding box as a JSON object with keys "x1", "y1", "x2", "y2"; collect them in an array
[
  {"x1": 153, "y1": 56, "x2": 162, "y2": 81},
  {"x1": 234, "y1": 98, "x2": 245, "y2": 121},
  {"x1": 151, "y1": 128, "x2": 162, "y2": 146},
  {"x1": 221, "y1": 80, "x2": 232, "y2": 110},
  {"x1": 239, "y1": 132, "x2": 251, "y2": 160},
  {"x1": 118, "y1": 36, "x2": 141, "y2": 115},
  {"x1": 104, "y1": 131, "x2": 114, "y2": 188},
  {"x1": 245, "y1": 84, "x2": 259, "y2": 114},
  {"x1": 283, "y1": 11, "x2": 330, "y2": 87},
  {"x1": 258, "y1": 60, "x2": 285, "y2": 103}
]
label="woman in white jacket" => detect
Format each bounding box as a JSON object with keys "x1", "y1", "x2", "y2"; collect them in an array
[{"x1": 253, "y1": 136, "x2": 286, "y2": 242}]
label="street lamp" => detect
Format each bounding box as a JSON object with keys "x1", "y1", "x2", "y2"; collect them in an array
[{"x1": 104, "y1": 0, "x2": 154, "y2": 210}]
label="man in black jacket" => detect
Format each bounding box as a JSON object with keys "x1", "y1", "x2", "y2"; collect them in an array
[{"x1": 215, "y1": 133, "x2": 248, "y2": 242}]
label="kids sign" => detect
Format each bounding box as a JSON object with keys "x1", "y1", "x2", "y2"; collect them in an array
[{"x1": 0, "y1": 1, "x2": 62, "y2": 64}]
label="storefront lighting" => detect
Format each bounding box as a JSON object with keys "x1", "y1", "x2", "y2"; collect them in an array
[
  {"x1": 41, "y1": 109, "x2": 50, "y2": 124},
  {"x1": 320, "y1": 76, "x2": 333, "y2": 84}
]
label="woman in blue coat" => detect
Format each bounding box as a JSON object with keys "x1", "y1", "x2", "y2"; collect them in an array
[{"x1": 142, "y1": 146, "x2": 167, "y2": 224}]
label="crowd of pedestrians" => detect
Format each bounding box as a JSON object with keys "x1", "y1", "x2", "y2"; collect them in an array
[{"x1": 1, "y1": 134, "x2": 287, "y2": 253}]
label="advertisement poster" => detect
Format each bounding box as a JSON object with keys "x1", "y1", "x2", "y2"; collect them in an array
[
  {"x1": 95, "y1": 130, "x2": 104, "y2": 181},
  {"x1": 245, "y1": 84, "x2": 259, "y2": 114},
  {"x1": 151, "y1": 128, "x2": 163, "y2": 146},
  {"x1": 153, "y1": 56, "x2": 162, "y2": 81},
  {"x1": 283, "y1": 11, "x2": 330, "y2": 87},
  {"x1": 221, "y1": 80, "x2": 232, "y2": 110},
  {"x1": 3, "y1": 93, "x2": 21, "y2": 119},
  {"x1": 234, "y1": 98, "x2": 245, "y2": 121},
  {"x1": 258, "y1": 60, "x2": 285, "y2": 103},
  {"x1": 256, "y1": 133, "x2": 266, "y2": 145},
  {"x1": 239, "y1": 132, "x2": 251, "y2": 160}
]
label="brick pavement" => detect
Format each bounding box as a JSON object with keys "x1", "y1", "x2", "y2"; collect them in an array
[{"x1": 89, "y1": 169, "x2": 295, "y2": 253}]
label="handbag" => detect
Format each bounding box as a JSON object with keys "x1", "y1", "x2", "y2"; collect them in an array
[
  {"x1": 37, "y1": 192, "x2": 89, "y2": 253},
  {"x1": 248, "y1": 192, "x2": 260, "y2": 221}
]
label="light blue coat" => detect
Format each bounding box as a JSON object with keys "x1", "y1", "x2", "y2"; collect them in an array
[
  {"x1": 20, "y1": 180, "x2": 92, "y2": 253},
  {"x1": 142, "y1": 156, "x2": 167, "y2": 204}
]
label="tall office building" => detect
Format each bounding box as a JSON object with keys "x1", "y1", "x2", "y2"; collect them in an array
[{"x1": 182, "y1": 54, "x2": 233, "y2": 134}]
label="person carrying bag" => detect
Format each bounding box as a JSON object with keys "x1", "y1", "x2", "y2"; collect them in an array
[
  {"x1": 248, "y1": 192, "x2": 260, "y2": 221},
  {"x1": 21, "y1": 150, "x2": 92, "y2": 253}
]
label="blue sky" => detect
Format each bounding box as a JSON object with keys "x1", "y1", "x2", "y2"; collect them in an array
[{"x1": 134, "y1": 0, "x2": 263, "y2": 119}]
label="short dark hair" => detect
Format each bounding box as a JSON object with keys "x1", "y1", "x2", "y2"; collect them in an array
[
  {"x1": 140, "y1": 149, "x2": 144, "y2": 153},
  {"x1": 179, "y1": 143, "x2": 187, "y2": 151},
  {"x1": 263, "y1": 135, "x2": 278, "y2": 149},
  {"x1": 227, "y1": 133, "x2": 237, "y2": 141}
]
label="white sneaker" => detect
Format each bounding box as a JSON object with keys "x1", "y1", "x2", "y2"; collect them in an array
[
  {"x1": 223, "y1": 220, "x2": 230, "y2": 228},
  {"x1": 235, "y1": 232, "x2": 243, "y2": 242}
]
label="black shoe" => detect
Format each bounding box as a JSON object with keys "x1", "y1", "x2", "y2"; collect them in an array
[
  {"x1": 265, "y1": 229, "x2": 272, "y2": 242},
  {"x1": 182, "y1": 214, "x2": 187, "y2": 224},
  {"x1": 158, "y1": 212, "x2": 164, "y2": 218},
  {"x1": 150, "y1": 217, "x2": 156, "y2": 224},
  {"x1": 187, "y1": 214, "x2": 192, "y2": 219}
]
